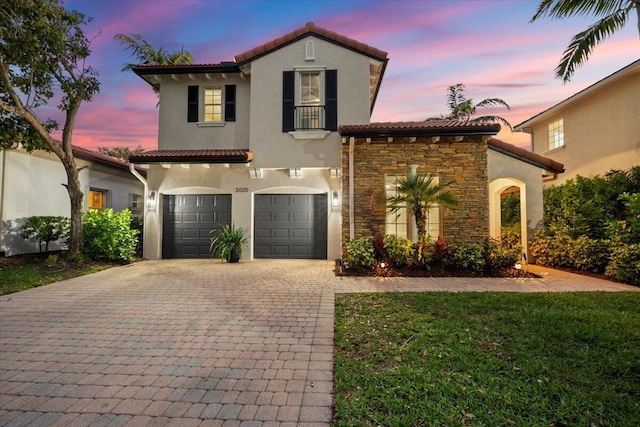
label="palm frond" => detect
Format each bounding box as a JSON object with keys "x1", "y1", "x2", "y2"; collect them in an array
[
  {"x1": 531, "y1": 0, "x2": 627, "y2": 21},
  {"x1": 474, "y1": 98, "x2": 510, "y2": 110},
  {"x1": 556, "y1": 8, "x2": 629, "y2": 82},
  {"x1": 471, "y1": 115, "x2": 512, "y2": 131}
]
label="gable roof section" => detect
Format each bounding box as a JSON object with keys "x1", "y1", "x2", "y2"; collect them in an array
[
  {"x1": 514, "y1": 59, "x2": 640, "y2": 130},
  {"x1": 339, "y1": 120, "x2": 501, "y2": 137},
  {"x1": 69, "y1": 145, "x2": 145, "y2": 174},
  {"x1": 234, "y1": 22, "x2": 388, "y2": 64},
  {"x1": 128, "y1": 149, "x2": 254, "y2": 164},
  {"x1": 488, "y1": 138, "x2": 564, "y2": 174}
]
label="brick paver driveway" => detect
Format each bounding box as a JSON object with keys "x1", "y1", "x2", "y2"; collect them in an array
[
  {"x1": 1, "y1": 259, "x2": 637, "y2": 426},
  {"x1": 0, "y1": 260, "x2": 336, "y2": 427}
]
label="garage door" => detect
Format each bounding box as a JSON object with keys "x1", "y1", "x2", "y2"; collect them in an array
[
  {"x1": 162, "y1": 194, "x2": 231, "y2": 259},
  {"x1": 254, "y1": 194, "x2": 327, "y2": 259}
]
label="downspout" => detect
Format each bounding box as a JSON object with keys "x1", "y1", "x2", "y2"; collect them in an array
[
  {"x1": 349, "y1": 137, "x2": 355, "y2": 240},
  {"x1": 129, "y1": 163, "x2": 148, "y2": 195},
  {"x1": 0, "y1": 150, "x2": 7, "y2": 256}
]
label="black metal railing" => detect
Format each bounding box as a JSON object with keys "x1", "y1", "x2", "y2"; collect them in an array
[{"x1": 294, "y1": 105, "x2": 325, "y2": 130}]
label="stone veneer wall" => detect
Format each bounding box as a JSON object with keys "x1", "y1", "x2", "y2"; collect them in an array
[{"x1": 341, "y1": 135, "x2": 489, "y2": 250}]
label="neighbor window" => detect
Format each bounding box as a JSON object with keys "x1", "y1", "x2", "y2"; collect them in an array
[
  {"x1": 129, "y1": 193, "x2": 143, "y2": 210},
  {"x1": 547, "y1": 118, "x2": 564, "y2": 150},
  {"x1": 89, "y1": 189, "x2": 107, "y2": 210},
  {"x1": 204, "y1": 87, "x2": 222, "y2": 122}
]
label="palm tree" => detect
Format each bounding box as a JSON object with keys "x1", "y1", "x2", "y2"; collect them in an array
[
  {"x1": 428, "y1": 84, "x2": 512, "y2": 130},
  {"x1": 114, "y1": 33, "x2": 193, "y2": 99},
  {"x1": 387, "y1": 174, "x2": 459, "y2": 263},
  {"x1": 531, "y1": 0, "x2": 640, "y2": 82}
]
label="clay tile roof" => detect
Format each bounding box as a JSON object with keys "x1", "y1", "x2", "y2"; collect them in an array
[
  {"x1": 128, "y1": 149, "x2": 254, "y2": 164},
  {"x1": 235, "y1": 22, "x2": 388, "y2": 64},
  {"x1": 488, "y1": 138, "x2": 564, "y2": 174},
  {"x1": 338, "y1": 120, "x2": 501, "y2": 137},
  {"x1": 70, "y1": 145, "x2": 145, "y2": 174}
]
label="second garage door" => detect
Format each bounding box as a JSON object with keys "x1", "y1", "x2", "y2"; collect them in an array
[
  {"x1": 162, "y1": 194, "x2": 231, "y2": 259},
  {"x1": 254, "y1": 194, "x2": 327, "y2": 259}
]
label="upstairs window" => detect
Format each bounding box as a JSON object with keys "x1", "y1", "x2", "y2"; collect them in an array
[
  {"x1": 282, "y1": 70, "x2": 337, "y2": 132},
  {"x1": 187, "y1": 85, "x2": 236, "y2": 123},
  {"x1": 204, "y1": 87, "x2": 222, "y2": 122},
  {"x1": 547, "y1": 119, "x2": 564, "y2": 150}
]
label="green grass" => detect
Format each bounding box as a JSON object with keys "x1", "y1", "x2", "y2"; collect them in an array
[
  {"x1": 0, "y1": 263, "x2": 111, "y2": 295},
  {"x1": 334, "y1": 292, "x2": 640, "y2": 427}
]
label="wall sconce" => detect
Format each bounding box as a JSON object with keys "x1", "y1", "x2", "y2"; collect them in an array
[
  {"x1": 147, "y1": 191, "x2": 156, "y2": 209},
  {"x1": 332, "y1": 190, "x2": 340, "y2": 210}
]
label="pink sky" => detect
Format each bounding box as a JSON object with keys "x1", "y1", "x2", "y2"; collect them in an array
[{"x1": 52, "y1": 0, "x2": 638, "y2": 151}]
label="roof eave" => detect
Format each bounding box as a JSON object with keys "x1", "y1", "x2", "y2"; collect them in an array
[{"x1": 339, "y1": 127, "x2": 500, "y2": 138}]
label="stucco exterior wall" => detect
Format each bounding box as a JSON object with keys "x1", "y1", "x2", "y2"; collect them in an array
[
  {"x1": 142, "y1": 165, "x2": 341, "y2": 260},
  {"x1": 529, "y1": 71, "x2": 640, "y2": 184},
  {"x1": 341, "y1": 136, "x2": 489, "y2": 249},
  {"x1": 1, "y1": 149, "x2": 143, "y2": 256},
  {"x1": 158, "y1": 74, "x2": 250, "y2": 151},
  {"x1": 247, "y1": 36, "x2": 376, "y2": 169}
]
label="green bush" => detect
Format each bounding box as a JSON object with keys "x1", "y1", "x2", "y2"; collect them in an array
[
  {"x1": 448, "y1": 242, "x2": 485, "y2": 271},
  {"x1": 530, "y1": 226, "x2": 574, "y2": 268},
  {"x1": 501, "y1": 223, "x2": 521, "y2": 250},
  {"x1": 83, "y1": 209, "x2": 138, "y2": 263},
  {"x1": 383, "y1": 235, "x2": 414, "y2": 267},
  {"x1": 19, "y1": 216, "x2": 69, "y2": 253},
  {"x1": 569, "y1": 236, "x2": 610, "y2": 273},
  {"x1": 605, "y1": 242, "x2": 640, "y2": 285},
  {"x1": 483, "y1": 238, "x2": 521, "y2": 270},
  {"x1": 344, "y1": 238, "x2": 375, "y2": 269}
]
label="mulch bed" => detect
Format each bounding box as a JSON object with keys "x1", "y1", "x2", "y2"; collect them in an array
[{"x1": 335, "y1": 260, "x2": 539, "y2": 278}]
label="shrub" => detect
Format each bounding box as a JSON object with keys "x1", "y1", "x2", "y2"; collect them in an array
[
  {"x1": 44, "y1": 254, "x2": 59, "y2": 268},
  {"x1": 448, "y1": 242, "x2": 485, "y2": 271},
  {"x1": 568, "y1": 236, "x2": 610, "y2": 273},
  {"x1": 605, "y1": 242, "x2": 640, "y2": 285},
  {"x1": 19, "y1": 216, "x2": 69, "y2": 253},
  {"x1": 383, "y1": 235, "x2": 414, "y2": 267},
  {"x1": 501, "y1": 223, "x2": 521, "y2": 250},
  {"x1": 83, "y1": 209, "x2": 138, "y2": 263},
  {"x1": 432, "y1": 236, "x2": 448, "y2": 264},
  {"x1": 210, "y1": 223, "x2": 249, "y2": 262},
  {"x1": 344, "y1": 238, "x2": 375, "y2": 269},
  {"x1": 530, "y1": 226, "x2": 574, "y2": 268},
  {"x1": 483, "y1": 238, "x2": 521, "y2": 270}
]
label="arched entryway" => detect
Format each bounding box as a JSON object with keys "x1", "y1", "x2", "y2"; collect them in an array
[{"x1": 489, "y1": 177, "x2": 529, "y2": 261}]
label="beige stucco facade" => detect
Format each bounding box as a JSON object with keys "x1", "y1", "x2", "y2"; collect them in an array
[{"x1": 517, "y1": 60, "x2": 640, "y2": 185}]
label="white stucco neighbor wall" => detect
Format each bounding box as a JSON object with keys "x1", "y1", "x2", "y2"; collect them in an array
[
  {"x1": 1, "y1": 148, "x2": 144, "y2": 256},
  {"x1": 142, "y1": 164, "x2": 341, "y2": 261},
  {"x1": 487, "y1": 149, "x2": 546, "y2": 261}
]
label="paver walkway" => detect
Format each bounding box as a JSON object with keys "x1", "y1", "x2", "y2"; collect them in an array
[{"x1": 1, "y1": 260, "x2": 637, "y2": 426}]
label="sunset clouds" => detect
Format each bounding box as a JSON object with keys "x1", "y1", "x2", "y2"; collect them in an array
[{"x1": 61, "y1": 0, "x2": 638, "y2": 150}]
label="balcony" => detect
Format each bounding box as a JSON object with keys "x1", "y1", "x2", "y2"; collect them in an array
[{"x1": 294, "y1": 105, "x2": 325, "y2": 130}]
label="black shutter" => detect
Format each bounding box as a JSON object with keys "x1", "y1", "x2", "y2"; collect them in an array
[
  {"x1": 224, "y1": 85, "x2": 236, "y2": 122},
  {"x1": 282, "y1": 71, "x2": 295, "y2": 132},
  {"x1": 325, "y1": 70, "x2": 337, "y2": 131},
  {"x1": 187, "y1": 85, "x2": 199, "y2": 122}
]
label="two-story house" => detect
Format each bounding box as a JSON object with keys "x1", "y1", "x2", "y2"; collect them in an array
[
  {"x1": 129, "y1": 22, "x2": 387, "y2": 260},
  {"x1": 515, "y1": 59, "x2": 639, "y2": 185},
  {"x1": 129, "y1": 22, "x2": 563, "y2": 261}
]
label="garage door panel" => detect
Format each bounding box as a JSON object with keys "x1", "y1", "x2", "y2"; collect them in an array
[
  {"x1": 163, "y1": 194, "x2": 231, "y2": 259},
  {"x1": 254, "y1": 194, "x2": 327, "y2": 259}
]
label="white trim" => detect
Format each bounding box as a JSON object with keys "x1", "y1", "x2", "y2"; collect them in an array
[
  {"x1": 289, "y1": 130, "x2": 331, "y2": 140},
  {"x1": 197, "y1": 122, "x2": 225, "y2": 127}
]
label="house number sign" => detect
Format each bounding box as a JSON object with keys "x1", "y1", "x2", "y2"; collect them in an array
[{"x1": 235, "y1": 188, "x2": 249, "y2": 193}]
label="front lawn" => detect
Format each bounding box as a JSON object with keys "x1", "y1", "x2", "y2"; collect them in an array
[
  {"x1": 0, "y1": 252, "x2": 114, "y2": 295},
  {"x1": 334, "y1": 292, "x2": 640, "y2": 426}
]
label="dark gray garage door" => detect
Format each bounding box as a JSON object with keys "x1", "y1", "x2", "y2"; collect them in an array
[
  {"x1": 162, "y1": 194, "x2": 231, "y2": 259},
  {"x1": 254, "y1": 194, "x2": 327, "y2": 259}
]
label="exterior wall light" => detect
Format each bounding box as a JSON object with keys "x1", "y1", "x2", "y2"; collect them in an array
[
  {"x1": 332, "y1": 190, "x2": 340, "y2": 209},
  {"x1": 147, "y1": 191, "x2": 157, "y2": 209}
]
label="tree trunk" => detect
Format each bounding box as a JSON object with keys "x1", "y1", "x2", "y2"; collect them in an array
[{"x1": 414, "y1": 206, "x2": 427, "y2": 263}]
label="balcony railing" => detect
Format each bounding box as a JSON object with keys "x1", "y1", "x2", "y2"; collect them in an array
[{"x1": 294, "y1": 105, "x2": 325, "y2": 130}]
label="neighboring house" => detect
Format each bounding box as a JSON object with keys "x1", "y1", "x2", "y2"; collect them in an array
[
  {"x1": 128, "y1": 22, "x2": 563, "y2": 261},
  {"x1": 0, "y1": 145, "x2": 145, "y2": 256},
  {"x1": 515, "y1": 59, "x2": 640, "y2": 185}
]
